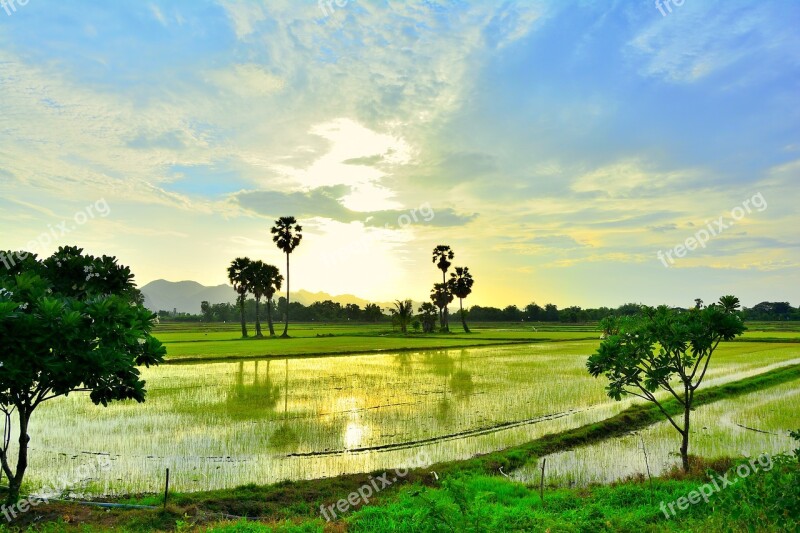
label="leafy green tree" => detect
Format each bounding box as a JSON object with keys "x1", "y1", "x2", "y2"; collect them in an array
[
  {"x1": 432, "y1": 245, "x2": 454, "y2": 331},
  {"x1": 227, "y1": 257, "x2": 252, "y2": 338},
  {"x1": 418, "y1": 302, "x2": 439, "y2": 333},
  {"x1": 200, "y1": 300, "x2": 212, "y2": 322},
  {"x1": 271, "y1": 217, "x2": 303, "y2": 338},
  {"x1": 587, "y1": 296, "x2": 745, "y2": 472},
  {"x1": 363, "y1": 303, "x2": 384, "y2": 323},
  {"x1": 0, "y1": 246, "x2": 165, "y2": 504},
  {"x1": 391, "y1": 299, "x2": 414, "y2": 334},
  {"x1": 447, "y1": 266, "x2": 474, "y2": 333},
  {"x1": 430, "y1": 283, "x2": 454, "y2": 332}
]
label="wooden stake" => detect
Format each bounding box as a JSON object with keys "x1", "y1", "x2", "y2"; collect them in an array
[
  {"x1": 539, "y1": 458, "x2": 546, "y2": 507},
  {"x1": 163, "y1": 468, "x2": 170, "y2": 509}
]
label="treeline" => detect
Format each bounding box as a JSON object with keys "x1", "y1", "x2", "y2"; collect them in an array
[
  {"x1": 466, "y1": 302, "x2": 643, "y2": 323},
  {"x1": 157, "y1": 299, "x2": 800, "y2": 324},
  {"x1": 158, "y1": 298, "x2": 386, "y2": 323}
]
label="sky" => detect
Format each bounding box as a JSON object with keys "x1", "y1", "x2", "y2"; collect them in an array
[{"x1": 1, "y1": 0, "x2": 798, "y2": 309}]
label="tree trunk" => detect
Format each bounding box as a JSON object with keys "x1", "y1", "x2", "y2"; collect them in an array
[
  {"x1": 239, "y1": 294, "x2": 248, "y2": 338},
  {"x1": 4, "y1": 409, "x2": 31, "y2": 505},
  {"x1": 442, "y1": 271, "x2": 449, "y2": 332},
  {"x1": 254, "y1": 296, "x2": 262, "y2": 337},
  {"x1": 267, "y1": 298, "x2": 275, "y2": 336},
  {"x1": 281, "y1": 254, "x2": 290, "y2": 338},
  {"x1": 680, "y1": 403, "x2": 691, "y2": 472},
  {"x1": 460, "y1": 298, "x2": 470, "y2": 333}
]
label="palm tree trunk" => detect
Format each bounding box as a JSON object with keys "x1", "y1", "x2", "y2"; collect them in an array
[
  {"x1": 460, "y1": 298, "x2": 470, "y2": 333},
  {"x1": 267, "y1": 298, "x2": 275, "y2": 336},
  {"x1": 442, "y1": 271, "x2": 449, "y2": 331},
  {"x1": 255, "y1": 296, "x2": 262, "y2": 337},
  {"x1": 239, "y1": 294, "x2": 248, "y2": 338},
  {"x1": 281, "y1": 253, "x2": 290, "y2": 337}
]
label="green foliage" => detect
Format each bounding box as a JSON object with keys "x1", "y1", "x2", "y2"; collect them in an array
[
  {"x1": 0, "y1": 246, "x2": 165, "y2": 502},
  {"x1": 712, "y1": 438, "x2": 800, "y2": 531}
]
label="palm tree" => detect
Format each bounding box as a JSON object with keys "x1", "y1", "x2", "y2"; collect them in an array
[
  {"x1": 271, "y1": 216, "x2": 303, "y2": 338},
  {"x1": 447, "y1": 266, "x2": 474, "y2": 333},
  {"x1": 432, "y1": 245, "x2": 454, "y2": 331},
  {"x1": 717, "y1": 295, "x2": 741, "y2": 314},
  {"x1": 227, "y1": 257, "x2": 252, "y2": 338},
  {"x1": 246, "y1": 260, "x2": 275, "y2": 338},
  {"x1": 262, "y1": 264, "x2": 283, "y2": 337},
  {"x1": 391, "y1": 299, "x2": 414, "y2": 334},
  {"x1": 430, "y1": 283, "x2": 453, "y2": 332}
]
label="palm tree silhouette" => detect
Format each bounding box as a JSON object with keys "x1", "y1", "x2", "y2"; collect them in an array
[
  {"x1": 717, "y1": 295, "x2": 741, "y2": 314},
  {"x1": 271, "y1": 217, "x2": 303, "y2": 338},
  {"x1": 262, "y1": 264, "x2": 283, "y2": 337},
  {"x1": 431, "y1": 283, "x2": 453, "y2": 332},
  {"x1": 448, "y1": 266, "x2": 474, "y2": 333},
  {"x1": 227, "y1": 257, "x2": 252, "y2": 338},
  {"x1": 391, "y1": 299, "x2": 414, "y2": 334},
  {"x1": 432, "y1": 245, "x2": 454, "y2": 331}
]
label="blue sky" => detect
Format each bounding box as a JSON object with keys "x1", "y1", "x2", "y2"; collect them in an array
[{"x1": 1, "y1": 0, "x2": 798, "y2": 308}]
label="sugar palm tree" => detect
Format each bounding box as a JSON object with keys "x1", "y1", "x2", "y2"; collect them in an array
[
  {"x1": 227, "y1": 257, "x2": 252, "y2": 338},
  {"x1": 262, "y1": 263, "x2": 283, "y2": 337},
  {"x1": 432, "y1": 245, "x2": 454, "y2": 331},
  {"x1": 246, "y1": 260, "x2": 271, "y2": 338},
  {"x1": 448, "y1": 266, "x2": 474, "y2": 333},
  {"x1": 271, "y1": 217, "x2": 302, "y2": 338},
  {"x1": 430, "y1": 283, "x2": 453, "y2": 332}
]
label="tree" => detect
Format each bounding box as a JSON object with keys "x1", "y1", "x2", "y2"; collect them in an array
[
  {"x1": 262, "y1": 264, "x2": 283, "y2": 337},
  {"x1": 587, "y1": 296, "x2": 745, "y2": 472},
  {"x1": 363, "y1": 303, "x2": 384, "y2": 323},
  {"x1": 200, "y1": 300, "x2": 212, "y2": 322},
  {"x1": 227, "y1": 257, "x2": 252, "y2": 338},
  {"x1": 525, "y1": 302, "x2": 543, "y2": 321},
  {"x1": 448, "y1": 266, "x2": 474, "y2": 332},
  {"x1": 0, "y1": 246, "x2": 165, "y2": 504},
  {"x1": 245, "y1": 261, "x2": 283, "y2": 338},
  {"x1": 418, "y1": 302, "x2": 439, "y2": 333},
  {"x1": 430, "y1": 283, "x2": 454, "y2": 332},
  {"x1": 431, "y1": 245, "x2": 454, "y2": 331},
  {"x1": 271, "y1": 216, "x2": 303, "y2": 338},
  {"x1": 391, "y1": 300, "x2": 414, "y2": 334}
]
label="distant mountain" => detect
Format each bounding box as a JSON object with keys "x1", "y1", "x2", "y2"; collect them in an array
[{"x1": 139, "y1": 279, "x2": 395, "y2": 314}]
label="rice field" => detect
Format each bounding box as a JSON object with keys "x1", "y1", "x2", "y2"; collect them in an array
[
  {"x1": 510, "y1": 377, "x2": 800, "y2": 487},
  {"x1": 10, "y1": 329, "x2": 799, "y2": 498}
]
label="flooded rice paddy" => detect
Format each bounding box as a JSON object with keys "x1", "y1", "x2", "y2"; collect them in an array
[{"x1": 11, "y1": 341, "x2": 800, "y2": 496}]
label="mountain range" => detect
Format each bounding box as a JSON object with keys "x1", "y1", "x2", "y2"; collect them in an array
[{"x1": 139, "y1": 279, "x2": 393, "y2": 314}]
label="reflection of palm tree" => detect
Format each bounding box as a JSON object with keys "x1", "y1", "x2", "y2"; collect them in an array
[
  {"x1": 227, "y1": 361, "x2": 281, "y2": 417},
  {"x1": 395, "y1": 352, "x2": 413, "y2": 375},
  {"x1": 270, "y1": 358, "x2": 299, "y2": 450},
  {"x1": 450, "y1": 350, "x2": 474, "y2": 399},
  {"x1": 424, "y1": 350, "x2": 455, "y2": 422}
]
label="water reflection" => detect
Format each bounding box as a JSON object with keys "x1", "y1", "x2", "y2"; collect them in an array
[{"x1": 226, "y1": 360, "x2": 281, "y2": 418}]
